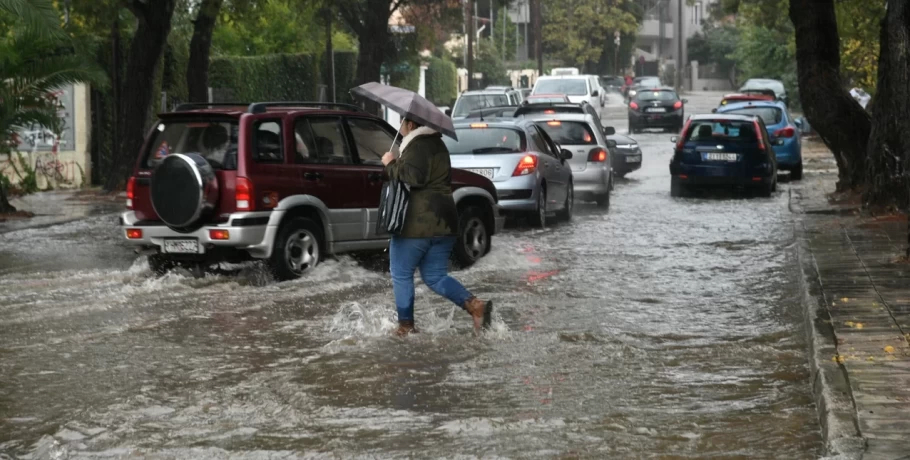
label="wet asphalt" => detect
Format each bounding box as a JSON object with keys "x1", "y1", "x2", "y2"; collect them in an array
[{"x1": 0, "y1": 92, "x2": 823, "y2": 459}]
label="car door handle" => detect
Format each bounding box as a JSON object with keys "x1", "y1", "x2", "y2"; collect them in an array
[
  {"x1": 367, "y1": 172, "x2": 383, "y2": 181},
  {"x1": 303, "y1": 172, "x2": 323, "y2": 180}
]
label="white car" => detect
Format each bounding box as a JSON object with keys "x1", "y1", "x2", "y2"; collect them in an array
[{"x1": 531, "y1": 76, "x2": 602, "y2": 110}]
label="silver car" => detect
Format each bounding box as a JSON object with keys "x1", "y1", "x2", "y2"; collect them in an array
[
  {"x1": 516, "y1": 104, "x2": 614, "y2": 207},
  {"x1": 442, "y1": 119, "x2": 575, "y2": 227}
]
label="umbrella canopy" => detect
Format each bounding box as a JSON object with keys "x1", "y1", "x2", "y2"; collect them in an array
[{"x1": 351, "y1": 82, "x2": 457, "y2": 140}]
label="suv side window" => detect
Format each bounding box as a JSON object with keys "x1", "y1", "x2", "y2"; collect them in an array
[
  {"x1": 253, "y1": 120, "x2": 283, "y2": 163},
  {"x1": 294, "y1": 117, "x2": 352, "y2": 164},
  {"x1": 348, "y1": 117, "x2": 395, "y2": 166}
]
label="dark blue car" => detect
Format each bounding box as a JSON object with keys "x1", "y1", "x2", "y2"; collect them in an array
[
  {"x1": 716, "y1": 100, "x2": 803, "y2": 179},
  {"x1": 669, "y1": 114, "x2": 778, "y2": 197}
]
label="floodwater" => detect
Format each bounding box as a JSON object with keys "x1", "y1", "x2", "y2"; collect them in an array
[{"x1": 0, "y1": 93, "x2": 823, "y2": 459}]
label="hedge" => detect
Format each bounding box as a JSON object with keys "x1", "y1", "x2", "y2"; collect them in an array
[
  {"x1": 332, "y1": 51, "x2": 358, "y2": 102},
  {"x1": 209, "y1": 53, "x2": 321, "y2": 102},
  {"x1": 426, "y1": 57, "x2": 457, "y2": 106}
]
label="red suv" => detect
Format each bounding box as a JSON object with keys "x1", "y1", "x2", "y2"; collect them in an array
[{"x1": 120, "y1": 102, "x2": 504, "y2": 280}]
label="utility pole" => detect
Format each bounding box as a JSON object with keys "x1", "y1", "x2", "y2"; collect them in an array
[
  {"x1": 531, "y1": 0, "x2": 542, "y2": 76},
  {"x1": 466, "y1": 0, "x2": 475, "y2": 90},
  {"x1": 676, "y1": 0, "x2": 683, "y2": 92},
  {"x1": 614, "y1": 31, "x2": 620, "y2": 76}
]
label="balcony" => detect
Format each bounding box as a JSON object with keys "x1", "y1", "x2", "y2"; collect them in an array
[{"x1": 639, "y1": 18, "x2": 675, "y2": 39}]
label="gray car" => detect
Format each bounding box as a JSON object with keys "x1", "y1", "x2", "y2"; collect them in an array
[
  {"x1": 608, "y1": 133, "x2": 642, "y2": 178},
  {"x1": 442, "y1": 118, "x2": 575, "y2": 227},
  {"x1": 517, "y1": 106, "x2": 615, "y2": 207},
  {"x1": 449, "y1": 90, "x2": 514, "y2": 119}
]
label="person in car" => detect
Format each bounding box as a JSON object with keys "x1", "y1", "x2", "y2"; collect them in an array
[
  {"x1": 199, "y1": 124, "x2": 230, "y2": 164},
  {"x1": 381, "y1": 118, "x2": 494, "y2": 336}
]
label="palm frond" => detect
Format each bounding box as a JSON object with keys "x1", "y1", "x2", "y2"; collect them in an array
[{"x1": 0, "y1": 0, "x2": 65, "y2": 40}]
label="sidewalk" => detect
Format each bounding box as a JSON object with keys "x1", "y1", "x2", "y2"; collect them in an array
[
  {"x1": 0, "y1": 189, "x2": 124, "y2": 234},
  {"x1": 792, "y1": 141, "x2": 910, "y2": 459}
]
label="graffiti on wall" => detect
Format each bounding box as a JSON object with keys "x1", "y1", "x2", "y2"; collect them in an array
[{"x1": 14, "y1": 85, "x2": 75, "y2": 153}]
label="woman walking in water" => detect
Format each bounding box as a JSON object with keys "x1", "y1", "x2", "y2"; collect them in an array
[{"x1": 381, "y1": 118, "x2": 493, "y2": 337}]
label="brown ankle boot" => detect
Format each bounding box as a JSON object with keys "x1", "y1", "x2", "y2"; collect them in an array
[
  {"x1": 464, "y1": 297, "x2": 493, "y2": 331},
  {"x1": 395, "y1": 320, "x2": 418, "y2": 336}
]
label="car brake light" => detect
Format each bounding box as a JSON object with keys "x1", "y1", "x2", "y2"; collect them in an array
[
  {"x1": 125, "y1": 228, "x2": 142, "y2": 239},
  {"x1": 754, "y1": 121, "x2": 765, "y2": 150},
  {"x1": 629, "y1": 102, "x2": 639, "y2": 110},
  {"x1": 126, "y1": 176, "x2": 135, "y2": 209},
  {"x1": 588, "y1": 148, "x2": 607, "y2": 162},
  {"x1": 544, "y1": 109, "x2": 555, "y2": 114},
  {"x1": 673, "y1": 101, "x2": 683, "y2": 110},
  {"x1": 236, "y1": 177, "x2": 253, "y2": 211},
  {"x1": 547, "y1": 121, "x2": 561, "y2": 126},
  {"x1": 209, "y1": 229, "x2": 230, "y2": 240},
  {"x1": 774, "y1": 126, "x2": 795, "y2": 138},
  {"x1": 470, "y1": 123, "x2": 488, "y2": 128},
  {"x1": 676, "y1": 119, "x2": 692, "y2": 150},
  {"x1": 513, "y1": 155, "x2": 538, "y2": 176}
]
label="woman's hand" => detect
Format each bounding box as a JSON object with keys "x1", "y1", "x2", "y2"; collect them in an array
[{"x1": 381, "y1": 151, "x2": 396, "y2": 166}]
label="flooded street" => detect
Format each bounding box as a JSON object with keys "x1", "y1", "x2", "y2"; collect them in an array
[{"x1": 0, "y1": 93, "x2": 823, "y2": 458}]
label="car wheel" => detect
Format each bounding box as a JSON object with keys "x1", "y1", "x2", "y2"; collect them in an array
[
  {"x1": 453, "y1": 205, "x2": 490, "y2": 268},
  {"x1": 670, "y1": 177, "x2": 686, "y2": 197},
  {"x1": 791, "y1": 162, "x2": 803, "y2": 180},
  {"x1": 557, "y1": 181, "x2": 574, "y2": 221},
  {"x1": 269, "y1": 216, "x2": 323, "y2": 281},
  {"x1": 532, "y1": 187, "x2": 547, "y2": 228},
  {"x1": 595, "y1": 177, "x2": 611, "y2": 208}
]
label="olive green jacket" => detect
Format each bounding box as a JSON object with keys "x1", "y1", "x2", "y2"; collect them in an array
[{"x1": 384, "y1": 127, "x2": 459, "y2": 238}]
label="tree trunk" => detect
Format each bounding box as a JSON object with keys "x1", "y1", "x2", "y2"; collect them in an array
[
  {"x1": 353, "y1": 1, "x2": 393, "y2": 115},
  {"x1": 466, "y1": 0, "x2": 474, "y2": 90},
  {"x1": 105, "y1": 0, "x2": 177, "y2": 191},
  {"x1": 324, "y1": 7, "x2": 335, "y2": 102},
  {"x1": 0, "y1": 180, "x2": 15, "y2": 214},
  {"x1": 186, "y1": 0, "x2": 224, "y2": 103},
  {"x1": 789, "y1": 0, "x2": 871, "y2": 191},
  {"x1": 864, "y1": 2, "x2": 910, "y2": 209}
]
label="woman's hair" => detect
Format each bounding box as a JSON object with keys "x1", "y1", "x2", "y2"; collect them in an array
[{"x1": 404, "y1": 118, "x2": 423, "y2": 129}]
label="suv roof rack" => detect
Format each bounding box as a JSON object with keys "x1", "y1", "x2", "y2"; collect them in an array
[
  {"x1": 173, "y1": 102, "x2": 251, "y2": 111},
  {"x1": 247, "y1": 102, "x2": 366, "y2": 114}
]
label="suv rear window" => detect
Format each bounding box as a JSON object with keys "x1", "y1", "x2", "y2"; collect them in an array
[
  {"x1": 444, "y1": 127, "x2": 526, "y2": 154},
  {"x1": 143, "y1": 120, "x2": 239, "y2": 170},
  {"x1": 535, "y1": 121, "x2": 597, "y2": 145},
  {"x1": 684, "y1": 120, "x2": 759, "y2": 144},
  {"x1": 534, "y1": 79, "x2": 588, "y2": 96},
  {"x1": 724, "y1": 107, "x2": 782, "y2": 125}
]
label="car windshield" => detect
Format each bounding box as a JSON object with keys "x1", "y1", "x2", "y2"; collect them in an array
[
  {"x1": 534, "y1": 79, "x2": 588, "y2": 96},
  {"x1": 535, "y1": 121, "x2": 597, "y2": 145},
  {"x1": 636, "y1": 90, "x2": 677, "y2": 102},
  {"x1": 725, "y1": 107, "x2": 783, "y2": 126},
  {"x1": 603, "y1": 77, "x2": 624, "y2": 86},
  {"x1": 742, "y1": 80, "x2": 784, "y2": 94},
  {"x1": 453, "y1": 94, "x2": 510, "y2": 117},
  {"x1": 684, "y1": 120, "x2": 760, "y2": 144},
  {"x1": 143, "y1": 120, "x2": 240, "y2": 170},
  {"x1": 444, "y1": 127, "x2": 526, "y2": 154}
]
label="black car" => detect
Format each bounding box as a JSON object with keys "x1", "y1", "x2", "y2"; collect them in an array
[
  {"x1": 628, "y1": 87, "x2": 686, "y2": 133},
  {"x1": 608, "y1": 133, "x2": 642, "y2": 178}
]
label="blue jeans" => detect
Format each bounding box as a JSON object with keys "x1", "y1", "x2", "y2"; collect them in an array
[{"x1": 390, "y1": 236, "x2": 473, "y2": 322}]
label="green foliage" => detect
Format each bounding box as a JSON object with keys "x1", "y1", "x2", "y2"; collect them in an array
[
  {"x1": 210, "y1": 53, "x2": 322, "y2": 101},
  {"x1": 836, "y1": 0, "x2": 886, "y2": 92},
  {"x1": 474, "y1": 41, "x2": 511, "y2": 87},
  {"x1": 426, "y1": 57, "x2": 457, "y2": 106},
  {"x1": 9, "y1": 152, "x2": 39, "y2": 194},
  {"x1": 688, "y1": 24, "x2": 739, "y2": 78},
  {"x1": 542, "y1": 0, "x2": 640, "y2": 71},
  {"x1": 389, "y1": 64, "x2": 420, "y2": 93},
  {"x1": 332, "y1": 51, "x2": 358, "y2": 102}
]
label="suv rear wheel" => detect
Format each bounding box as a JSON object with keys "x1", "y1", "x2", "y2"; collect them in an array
[
  {"x1": 269, "y1": 217, "x2": 323, "y2": 281},
  {"x1": 453, "y1": 205, "x2": 490, "y2": 268}
]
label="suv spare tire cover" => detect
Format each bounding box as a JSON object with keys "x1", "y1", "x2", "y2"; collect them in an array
[{"x1": 150, "y1": 153, "x2": 219, "y2": 232}]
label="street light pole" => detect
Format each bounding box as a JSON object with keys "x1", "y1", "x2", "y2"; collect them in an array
[
  {"x1": 676, "y1": 0, "x2": 683, "y2": 92},
  {"x1": 467, "y1": 0, "x2": 475, "y2": 90}
]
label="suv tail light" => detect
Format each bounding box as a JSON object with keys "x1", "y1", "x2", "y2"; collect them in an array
[
  {"x1": 236, "y1": 177, "x2": 253, "y2": 211},
  {"x1": 754, "y1": 121, "x2": 766, "y2": 151},
  {"x1": 673, "y1": 101, "x2": 683, "y2": 110},
  {"x1": 774, "y1": 126, "x2": 795, "y2": 138},
  {"x1": 588, "y1": 148, "x2": 607, "y2": 162},
  {"x1": 513, "y1": 155, "x2": 538, "y2": 176},
  {"x1": 629, "y1": 102, "x2": 639, "y2": 110},
  {"x1": 126, "y1": 176, "x2": 135, "y2": 209}
]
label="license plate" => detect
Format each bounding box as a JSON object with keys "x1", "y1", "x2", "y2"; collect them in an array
[
  {"x1": 467, "y1": 168, "x2": 495, "y2": 179},
  {"x1": 705, "y1": 153, "x2": 738, "y2": 162},
  {"x1": 163, "y1": 239, "x2": 198, "y2": 254},
  {"x1": 625, "y1": 155, "x2": 641, "y2": 163},
  {"x1": 646, "y1": 107, "x2": 666, "y2": 113}
]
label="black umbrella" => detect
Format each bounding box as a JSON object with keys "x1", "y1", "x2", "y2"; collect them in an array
[{"x1": 351, "y1": 82, "x2": 457, "y2": 142}]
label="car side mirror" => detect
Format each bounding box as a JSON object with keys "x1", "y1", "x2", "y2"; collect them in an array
[
  {"x1": 670, "y1": 136, "x2": 679, "y2": 143},
  {"x1": 682, "y1": 99, "x2": 688, "y2": 104},
  {"x1": 445, "y1": 109, "x2": 452, "y2": 116},
  {"x1": 794, "y1": 118, "x2": 803, "y2": 128},
  {"x1": 592, "y1": 90, "x2": 600, "y2": 97},
  {"x1": 606, "y1": 139, "x2": 618, "y2": 149},
  {"x1": 603, "y1": 126, "x2": 616, "y2": 136},
  {"x1": 560, "y1": 149, "x2": 573, "y2": 160},
  {"x1": 711, "y1": 108, "x2": 717, "y2": 113}
]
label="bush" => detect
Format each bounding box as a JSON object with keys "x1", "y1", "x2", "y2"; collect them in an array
[
  {"x1": 209, "y1": 53, "x2": 322, "y2": 101},
  {"x1": 426, "y1": 57, "x2": 457, "y2": 106}
]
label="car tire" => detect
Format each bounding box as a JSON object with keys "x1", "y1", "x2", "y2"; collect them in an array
[
  {"x1": 531, "y1": 187, "x2": 547, "y2": 228},
  {"x1": 791, "y1": 162, "x2": 803, "y2": 180},
  {"x1": 453, "y1": 205, "x2": 490, "y2": 268},
  {"x1": 557, "y1": 181, "x2": 574, "y2": 221},
  {"x1": 268, "y1": 216, "x2": 323, "y2": 281},
  {"x1": 670, "y1": 177, "x2": 686, "y2": 197}
]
